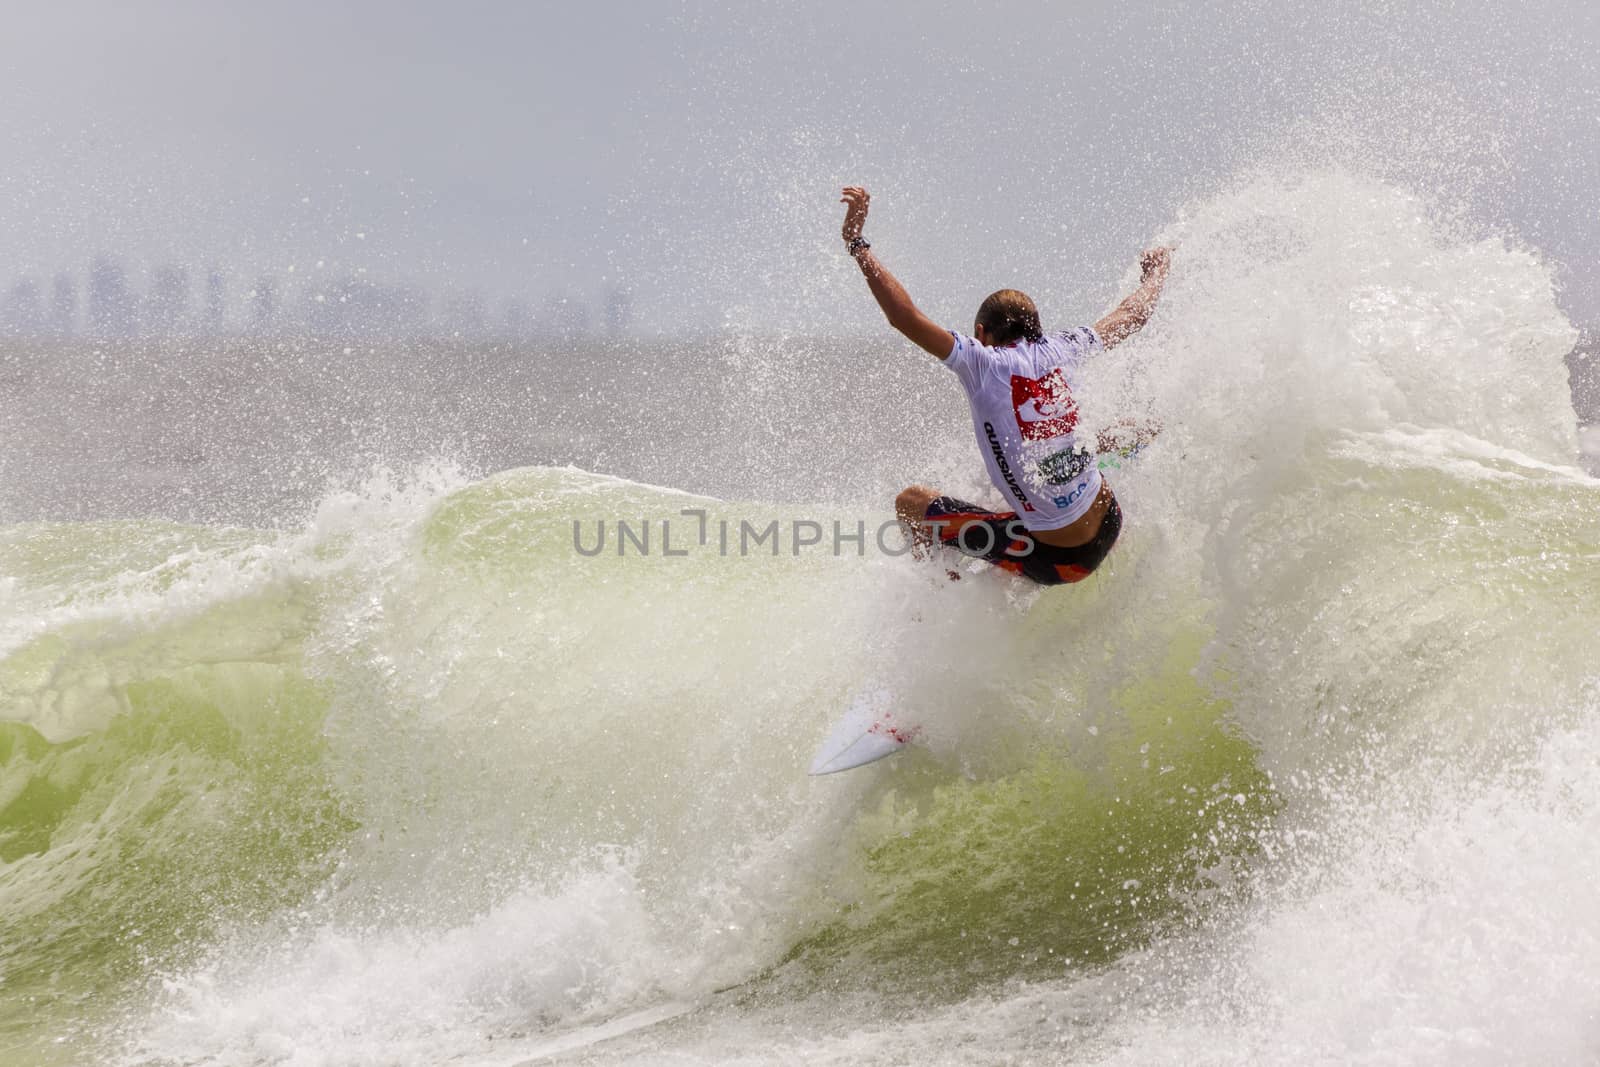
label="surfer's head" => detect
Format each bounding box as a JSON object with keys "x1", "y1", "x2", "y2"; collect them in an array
[{"x1": 974, "y1": 289, "x2": 1044, "y2": 347}]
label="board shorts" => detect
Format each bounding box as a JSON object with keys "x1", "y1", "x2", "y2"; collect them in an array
[{"x1": 923, "y1": 493, "x2": 1122, "y2": 586}]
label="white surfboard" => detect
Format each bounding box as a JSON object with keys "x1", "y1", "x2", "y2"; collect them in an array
[{"x1": 808, "y1": 688, "x2": 920, "y2": 775}]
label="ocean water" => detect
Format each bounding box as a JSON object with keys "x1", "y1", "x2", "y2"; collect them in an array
[{"x1": 3, "y1": 169, "x2": 1598, "y2": 1066}]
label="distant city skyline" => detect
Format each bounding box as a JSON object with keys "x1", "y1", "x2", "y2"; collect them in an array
[
  {"x1": 4, "y1": 3, "x2": 1595, "y2": 340},
  {"x1": 0, "y1": 256, "x2": 633, "y2": 341}
]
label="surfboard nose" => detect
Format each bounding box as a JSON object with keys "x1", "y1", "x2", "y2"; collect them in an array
[{"x1": 808, "y1": 689, "x2": 915, "y2": 774}]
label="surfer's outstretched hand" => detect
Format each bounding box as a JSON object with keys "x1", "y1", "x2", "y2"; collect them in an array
[
  {"x1": 1140, "y1": 247, "x2": 1172, "y2": 279},
  {"x1": 841, "y1": 186, "x2": 870, "y2": 243}
]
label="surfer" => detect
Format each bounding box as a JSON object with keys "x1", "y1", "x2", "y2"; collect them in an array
[{"x1": 839, "y1": 185, "x2": 1170, "y2": 585}]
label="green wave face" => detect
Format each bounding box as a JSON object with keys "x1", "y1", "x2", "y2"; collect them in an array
[
  {"x1": 9, "y1": 435, "x2": 1597, "y2": 1063},
  {"x1": 0, "y1": 647, "x2": 354, "y2": 1065},
  {"x1": 786, "y1": 655, "x2": 1274, "y2": 993},
  {"x1": 0, "y1": 520, "x2": 360, "y2": 1062},
  {"x1": 0, "y1": 467, "x2": 1278, "y2": 1062}
]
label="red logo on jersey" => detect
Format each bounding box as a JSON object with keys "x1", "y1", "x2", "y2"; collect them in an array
[{"x1": 1010, "y1": 370, "x2": 1078, "y2": 440}]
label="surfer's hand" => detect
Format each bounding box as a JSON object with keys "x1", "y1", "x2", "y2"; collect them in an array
[
  {"x1": 841, "y1": 186, "x2": 870, "y2": 243},
  {"x1": 1140, "y1": 247, "x2": 1172, "y2": 279}
]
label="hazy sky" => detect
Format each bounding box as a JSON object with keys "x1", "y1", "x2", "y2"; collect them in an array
[{"x1": 2, "y1": 0, "x2": 1596, "y2": 332}]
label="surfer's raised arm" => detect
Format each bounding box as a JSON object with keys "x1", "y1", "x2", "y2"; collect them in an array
[
  {"x1": 840, "y1": 186, "x2": 954, "y2": 360},
  {"x1": 1093, "y1": 248, "x2": 1172, "y2": 349}
]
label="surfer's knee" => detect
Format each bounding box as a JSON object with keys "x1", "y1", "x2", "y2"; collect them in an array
[{"x1": 895, "y1": 485, "x2": 939, "y2": 524}]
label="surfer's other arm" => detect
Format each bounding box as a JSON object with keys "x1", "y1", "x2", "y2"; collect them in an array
[
  {"x1": 840, "y1": 186, "x2": 953, "y2": 359},
  {"x1": 1093, "y1": 247, "x2": 1172, "y2": 349}
]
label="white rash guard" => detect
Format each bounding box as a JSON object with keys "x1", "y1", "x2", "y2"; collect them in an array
[{"x1": 943, "y1": 326, "x2": 1104, "y2": 531}]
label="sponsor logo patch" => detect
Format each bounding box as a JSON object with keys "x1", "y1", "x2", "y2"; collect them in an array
[
  {"x1": 1010, "y1": 369, "x2": 1078, "y2": 440},
  {"x1": 1036, "y1": 445, "x2": 1092, "y2": 485}
]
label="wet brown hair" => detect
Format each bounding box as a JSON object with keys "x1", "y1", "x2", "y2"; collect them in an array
[{"x1": 975, "y1": 289, "x2": 1043, "y2": 346}]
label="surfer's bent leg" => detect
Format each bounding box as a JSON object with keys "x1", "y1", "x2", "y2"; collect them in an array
[
  {"x1": 901, "y1": 493, "x2": 1120, "y2": 586},
  {"x1": 895, "y1": 485, "x2": 993, "y2": 565},
  {"x1": 894, "y1": 485, "x2": 943, "y2": 552}
]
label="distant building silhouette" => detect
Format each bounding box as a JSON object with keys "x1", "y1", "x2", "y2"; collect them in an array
[
  {"x1": 148, "y1": 264, "x2": 190, "y2": 335},
  {"x1": 604, "y1": 288, "x2": 633, "y2": 336},
  {"x1": 502, "y1": 298, "x2": 530, "y2": 341},
  {"x1": 308, "y1": 277, "x2": 429, "y2": 338},
  {"x1": 3, "y1": 278, "x2": 44, "y2": 336},
  {"x1": 204, "y1": 269, "x2": 226, "y2": 333},
  {"x1": 439, "y1": 289, "x2": 487, "y2": 339},
  {"x1": 542, "y1": 294, "x2": 590, "y2": 340},
  {"x1": 1568, "y1": 331, "x2": 1600, "y2": 425},
  {"x1": 50, "y1": 273, "x2": 77, "y2": 336},
  {"x1": 251, "y1": 277, "x2": 280, "y2": 333},
  {"x1": 88, "y1": 258, "x2": 134, "y2": 337}
]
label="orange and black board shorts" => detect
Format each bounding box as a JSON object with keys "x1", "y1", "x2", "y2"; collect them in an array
[{"x1": 923, "y1": 494, "x2": 1122, "y2": 586}]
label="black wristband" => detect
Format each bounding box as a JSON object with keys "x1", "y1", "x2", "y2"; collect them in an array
[{"x1": 847, "y1": 236, "x2": 870, "y2": 254}]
